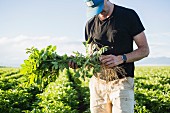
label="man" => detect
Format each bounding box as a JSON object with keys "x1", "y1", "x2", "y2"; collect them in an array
[{"x1": 83, "y1": 0, "x2": 149, "y2": 113}]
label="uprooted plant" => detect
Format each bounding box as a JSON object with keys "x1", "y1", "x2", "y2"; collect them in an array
[
  {"x1": 86, "y1": 40, "x2": 126, "y2": 83},
  {"x1": 20, "y1": 40, "x2": 126, "y2": 90}
]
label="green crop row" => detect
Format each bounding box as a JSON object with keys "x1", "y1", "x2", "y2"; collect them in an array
[
  {"x1": 0, "y1": 66, "x2": 169, "y2": 113},
  {"x1": 134, "y1": 66, "x2": 170, "y2": 113}
]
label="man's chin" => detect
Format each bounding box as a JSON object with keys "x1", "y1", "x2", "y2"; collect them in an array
[
  {"x1": 99, "y1": 13, "x2": 107, "y2": 17},
  {"x1": 100, "y1": 11, "x2": 108, "y2": 16}
]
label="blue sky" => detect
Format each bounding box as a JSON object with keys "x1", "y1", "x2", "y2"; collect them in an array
[{"x1": 0, "y1": 0, "x2": 170, "y2": 67}]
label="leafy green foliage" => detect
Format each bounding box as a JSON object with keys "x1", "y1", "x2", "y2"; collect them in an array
[
  {"x1": 134, "y1": 66, "x2": 170, "y2": 113},
  {"x1": 0, "y1": 68, "x2": 40, "y2": 113},
  {"x1": 0, "y1": 89, "x2": 33, "y2": 113},
  {"x1": 1, "y1": 66, "x2": 170, "y2": 112},
  {"x1": 33, "y1": 69, "x2": 79, "y2": 113},
  {"x1": 20, "y1": 45, "x2": 60, "y2": 90},
  {"x1": 20, "y1": 44, "x2": 108, "y2": 90}
]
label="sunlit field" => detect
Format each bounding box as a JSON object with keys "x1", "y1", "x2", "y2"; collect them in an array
[{"x1": 0, "y1": 66, "x2": 169, "y2": 113}]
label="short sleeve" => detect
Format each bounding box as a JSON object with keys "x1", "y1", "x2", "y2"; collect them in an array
[{"x1": 129, "y1": 10, "x2": 145, "y2": 37}]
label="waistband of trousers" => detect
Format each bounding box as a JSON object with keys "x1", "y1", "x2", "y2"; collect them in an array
[{"x1": 92, "y1": 74, "x2": 133, "y2": 84}]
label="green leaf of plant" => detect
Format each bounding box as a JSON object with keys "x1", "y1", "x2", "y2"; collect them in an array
[{"x1": 74, "y1": 77, "x2": 81, "y2": 84}]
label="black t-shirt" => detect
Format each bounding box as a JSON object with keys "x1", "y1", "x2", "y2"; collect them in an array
[{"x1": 85, "y1": 5, "x2": 145, "y2": 77}]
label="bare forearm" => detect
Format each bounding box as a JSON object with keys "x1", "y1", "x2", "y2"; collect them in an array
[
  {"x1": 125, "y1": 46, "x2": 149, "y2": 63},
  {"x1": 124, "y1": 31, "x2": 150, "y2": 63}
]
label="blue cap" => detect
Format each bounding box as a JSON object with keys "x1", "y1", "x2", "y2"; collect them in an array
[{"x1": 84, "y1": 0, "x2": 104, "y2": 18}]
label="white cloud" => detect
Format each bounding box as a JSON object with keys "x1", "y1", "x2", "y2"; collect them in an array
[
  {"x1": 1, "y1": 32, "x2": 170, "y2": 67},
  {"x1": 145, "y1": 32, "x2": 170, "y2": 57},
  {"x1": 0, "y1": 35, "x2": 86, "y2": 67},
  {"x1": 133, "y1": 32, "x2": 170, "y2": 58}
]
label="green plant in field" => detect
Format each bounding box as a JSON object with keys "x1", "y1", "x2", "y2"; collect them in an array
[
  {"x1": 0, "y1": 68, "x2": 42, "y2": 113},
  {"x1": 134, "y1": 66, "x2": 170, "y2": 113},
  {"x1": 32, "y1": 69, "x2": 79, "y2": 113}
]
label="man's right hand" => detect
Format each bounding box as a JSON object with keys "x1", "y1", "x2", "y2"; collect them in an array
[{"x1": 68, "y1": 60, "x2": 78, "y2": 69}]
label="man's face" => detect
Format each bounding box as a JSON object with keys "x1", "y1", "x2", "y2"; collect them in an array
[{"x1": 100, "y1": 0, "x2": 109, "y2": 16}]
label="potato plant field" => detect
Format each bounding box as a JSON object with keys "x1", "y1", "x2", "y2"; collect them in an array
[{"x1": 0, "y1": 45, "x2": 170, "y2": 113}]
